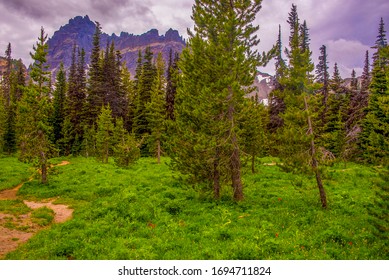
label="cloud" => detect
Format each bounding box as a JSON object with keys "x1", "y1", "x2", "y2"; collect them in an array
[
  {"x1": 326, "y1": 39, "x2": 370, "y2": 77},
  {"x1": 256, "y1": 0, "x2": 388, "y2": 76},
  {"x1": 0, "y1": 0, "x2": 191, "y2": 64},
  {"x1": 0, "y1": 0, "x2": 388, "y2": 76}
]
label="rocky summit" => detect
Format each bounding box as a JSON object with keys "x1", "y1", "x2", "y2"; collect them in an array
[{"x1": 47, "y1": 15, "x2": 186, "y2": 75}]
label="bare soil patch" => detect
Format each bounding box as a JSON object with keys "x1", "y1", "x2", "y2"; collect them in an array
[
  {"x1": 0, "y1": 182, "x2": 25, "y2": 200},
  {"x1": 0, "y1": 160, "x2": 72, "y2": 259},
  {"x1": 24, "y1": 200, "x2": 73, "y2": 224},
  {"x1": 0, "y1": 227, "x2": 34, "y2": 258}
]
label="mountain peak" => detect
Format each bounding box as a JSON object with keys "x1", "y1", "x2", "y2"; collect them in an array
[
  {"x1": 165, "y1": 28, "x2": 183, "y2": 42},
  {"x1": 146, "y1": 29, "x2": 159, "y2": 36},
  {"x1": 66, "y1": 15, "x2": 94, "y2": 28},
  {"x1": 69, "y1": 15, "x2": 92, "y2": 24},
  {"x1": 56, "y1": 15, "x2": 95, "y2": 36},
  {"x1": 47, "y1": 16, "x2": 186, "y2": 75}
]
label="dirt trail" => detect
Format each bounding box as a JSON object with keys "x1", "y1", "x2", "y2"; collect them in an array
[
  {"x1": 0, "y1": 227, "x2": 34, "y2": 258},
  {"x1": 0, "y1": 160, "x2": 73, "y2": 259},
  {"x1": 24, "y1": 200, "x2": 73, "y2": 223},
  {"x1": 0, "y1": 182, "x2": 26, "y2": 200}
]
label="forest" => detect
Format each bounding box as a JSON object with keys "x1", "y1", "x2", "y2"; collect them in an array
[{"x1": 0, "y1": 1, "x2": 387, "y2": 260}]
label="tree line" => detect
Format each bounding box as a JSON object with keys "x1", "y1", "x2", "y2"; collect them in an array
[{"x1": 0, "y1": 1, "x2": 387, "y2": 207}]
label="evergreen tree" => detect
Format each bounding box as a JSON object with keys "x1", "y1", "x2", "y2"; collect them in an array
[
  {"x1": 77, "y1": 48, "x2": 87, "y2": 97},
  {"x1": 13, "y1": 60, "x2": 25, "y2": 102},
  {"x1": 315, "y1": 45, "x2": 330, "y2": 125},
  {"x1": 2, "y1": 43, "x2": 16, "y2": 154},
  {"x1": 133, "y1": 46, "x2": 156, "y2": 139},
  {"x1": 3, "y1": 60, "x2": 25, "y2": 154},
  {"x1": 166, "y1": 49, "x2": 179, "y2": 121},
  {"x1": 299, "y1": 20, "x2": 310, "y2": 53},
  {"x1": 322, "y1": 64, "x2": 348, "y2": 158},
  {"x1": 113, "y1": 118, "x2": 140, "y2": 167},
  {"x1": 350, "y1": 69, "x2": 358, "y2": 90},
  {"x1": 171, "y1": 0, "x2": 262, "y2": 200},
  {"x1": 121, "y1": 64, "x2": 135, "y2": 132},
  {"x1": 278, "y1": 4, "x2": 327, "y2": 208},
  {"x1": 360, "y1": 45, "x2": 389, "y2": 164},
  {"x1": 63, "y1": 46, "x2": 87, "y2": 155},
  {"x1": 330, "y1": 63, "x2": 343, "y2": 91},
  {"x1": 85, "y1": 22, "x2": 104, "y2": 124},
  {"x1": 17, "y1": 27, "x2": 54, "y2": 183},
  {"x1": 2, "y1": 43, "x2": 12, "y2": 107},
  {"x1": 268, "y1": 25, "x2": 286, "y2": 132},
  {"x1": 240, "y1": 98, "x2": 268, "y2": 173},
  {"x1": 52, "y1": 63, "x2": 67, "y2": 147},
  {"x1": 364, "y1": 20, "x2": 389, "y2": 243},
  {"x1": 287, "y1": 4, "x2": 299, "y2": 49},
  {"x1": 96, "y1": 105, "x2": 114, "y2": 163},
  {"x1": 345, "y1": 53, "x2": 371, "y2": 161},
  {"x1": 146, "y1": 53, "x2": 166, "y2": 164},
  {"x1": 134, "y1": 50, "x2": 143, "y2": 91},
  {"x1": 81, "y1": 124, "x2": 96, "y2": 158},
  {"x1": 361, "y1": 51, "x2": 371, "y2": 94},
  {"x1": 102, "y1": 42, "x2": 126, "y2": 119},
  {"x1": 372, "y1": 17, "x2": 388, "y2": 67},
  {"x1": 29, "y1": 27, "x2": 50, "y2": 97}
]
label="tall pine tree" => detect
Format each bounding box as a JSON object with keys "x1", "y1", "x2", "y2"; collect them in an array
[
  {"x1": 277, "y1": 4, "x2": 327, "y2": 208},
  {"x1": 146, "y1": 53, "x2": 166, "y2": 164},
  {"x1": 322, "y1": 63, "x2": 348, "y2": 159},
  {"x1": 2, "y1": 43, "x2": 16, "y2": 154},
  {"x1": 3, "y1": 59, "x2": 25, "y2": 154},
  {"x1": 63, "y1": 46, "x2": 87, "y2": 155},
  {"x1": 17, "y1": 27, "x2": 53, "y2": 183},
  {"x1": 268, "y1": 25, "x2": 286, "y2": 132},
  {"x1": 96, "y1": 105, "x2": 114, "y2": 163},
  {"x1": 29, "y1": 27, "x2": 51, "y2": 98},
  {"x1": 85, "y1": 22, "x2": 104, "y2": 125},
  {"x1": 133, "y1": 46, "x2": 156, "y2": 139},
  {"x1": 359, "y1": 20, "x2": 389, "y2": 165},
  {"x1": 2, "y1": 43, "x2": 12, "y2": 107},
  {"x1": 315, "y1": 45, "x2": 330, "y2": 126},
  {"x1": 171, "y1": 0, "x2": 262, "y2": 200},
  {"x1": 166, "y1": 49, "x2": 180, "y2": 121},
  {"x1": 52, "y1": 63, "x2": 67, "y2": 148}
]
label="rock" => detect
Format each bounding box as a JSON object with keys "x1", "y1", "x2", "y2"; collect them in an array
[{"x1": 46, "y1": 15, "x2": 186, "y2": 75}]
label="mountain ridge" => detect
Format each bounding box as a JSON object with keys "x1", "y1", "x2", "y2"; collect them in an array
[{"x1": 47, "y1": 15, "x2": 186, "y2": 75}]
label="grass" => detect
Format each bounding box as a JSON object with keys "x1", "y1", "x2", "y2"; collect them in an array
[
  {"x1": 0, "y1": 156, "x2": 387, "y2": 260},
  {"x1": 0, "y1": 200, "x2": 31, "y2": 215},
  {"x1": 0, "y1": 157, "x2": 31, "y2": 191},
  {"x1": 31, "y1": 207, "x2": 55, "y2": 226}
]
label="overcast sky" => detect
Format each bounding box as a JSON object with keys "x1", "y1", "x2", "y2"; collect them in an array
[{"x1": 0, "y1": 0, "x2": 388, "y2": 77}]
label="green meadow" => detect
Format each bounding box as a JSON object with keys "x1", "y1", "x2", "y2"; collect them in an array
[
  {"x1": 0, "y1": 156, "x2": 387, "y2": 260},
  {"x1": 0, "y1": 157, "x2": 32, "y2": 191}
]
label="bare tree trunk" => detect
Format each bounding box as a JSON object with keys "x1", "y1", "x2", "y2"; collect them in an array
[
  {"x1": 304, "y1": 96, "x2": 327, "y2": 208},
  {"x1": 40, "y1": 151, "x2": 47, "y2": 184},
  {"x1": 41, "y1": 163, "x2": 47, "y2": 184},
  {"x1": 313, "y1": 158, "x2": 327, "y2": 208},
  {"x1": 157, "y1": 139, "x2": 161, "y2": 164}
]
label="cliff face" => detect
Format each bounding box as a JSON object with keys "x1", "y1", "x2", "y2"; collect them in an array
[
  {"x1": 0, "y1": 57, "x2": 27, "y2": 78},
  {"x1": 47, "y1": 15, "x2": 186, "y2": 75}
]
